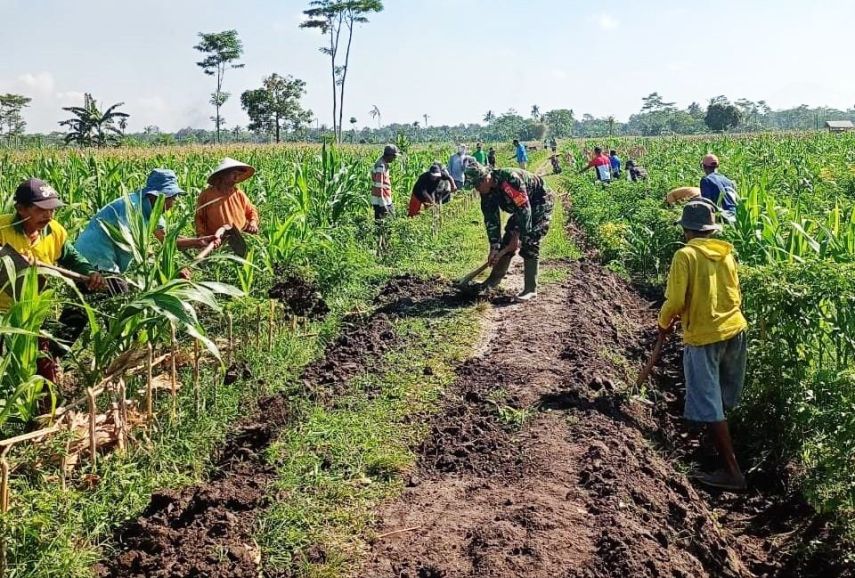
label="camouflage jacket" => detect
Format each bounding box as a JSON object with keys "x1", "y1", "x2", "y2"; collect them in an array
[{"x1": 480, "y1": 168, "x2": 549, "y2": 248}]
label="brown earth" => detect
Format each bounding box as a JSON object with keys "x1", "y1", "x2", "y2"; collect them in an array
[
  {"x1": 359, "y1": 256, "x2": 851, "y2": 578},
  {"x1": 269, "y1": 271, "x2": 330, "y2": 320},
  {"x1": 95, "y1": 274, "x2": 452, "y2": 578}
]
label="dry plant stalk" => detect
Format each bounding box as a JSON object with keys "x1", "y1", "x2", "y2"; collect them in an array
[
  {"x1": 86, "y1": 388, "x2": 97, "y2": 468},
  {"x1": 227, "y1": 312, "x2": 234, "y2": 366},
  {"x1": 146, "y1": 342, "x2": 154, "y2": 420},
  {"x1": 193, "y1": 339, "x2": 201, "y2": 413},
  {"x1": 268, "y1": 300, "x2": 275, "y2": 351}
]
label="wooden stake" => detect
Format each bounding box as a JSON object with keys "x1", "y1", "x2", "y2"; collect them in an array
[
  {"x1": 255, "y1": 304, "x2": 261, "y2": 348},
  {"x1": 290, "y1": 315, "x2": 297, "y2": 332},
  {"x1": 268, "y1": 300, "x2": 275, "y2": 351},
  {"x1": 145, "y1": 342, "x2": 154, "y2": 420},
  {"x1": 193, "y1": 339, "x2": 201, "y2": 413},
  {"x1": 227, "y1": 312, "x2": 234, "y2": 367},
  {"x1": 170, "y1": 326, "x2": 178, "y2": 417},
  {"x1": 117, "y1": 379, "x2": 127, "y2": 452},
  {"x1": 0, "y1": 451, "x2": 9, "y2": 513},
  {"x1": 87, "y1": 387, "x2": 97, "y2": 468}
]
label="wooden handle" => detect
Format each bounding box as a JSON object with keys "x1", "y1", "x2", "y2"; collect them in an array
[
  {"x1": 635, "y1": 333, "x2": 666, "y2": 388},
  {"x1": 35, "y1": 261, "x2": 90, "y2": 283}
]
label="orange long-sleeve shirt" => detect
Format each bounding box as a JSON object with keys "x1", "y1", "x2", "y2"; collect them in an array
[{"x1": 195, "y1": 187, "x2": 259, "y2": 236}]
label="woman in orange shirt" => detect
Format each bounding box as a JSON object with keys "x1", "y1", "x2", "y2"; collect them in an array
[{"x1": 195, "y1": 158, "x2": 260, "y2": 237}]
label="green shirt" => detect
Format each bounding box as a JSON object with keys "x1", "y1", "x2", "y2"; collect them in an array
[{"x1": 472, "y1": 149, "x2": 489, "y2": 165}]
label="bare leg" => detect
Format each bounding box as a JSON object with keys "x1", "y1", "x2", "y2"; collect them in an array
[{"x1": 708, "y1": 420, "x2": 742, "y2": 478}]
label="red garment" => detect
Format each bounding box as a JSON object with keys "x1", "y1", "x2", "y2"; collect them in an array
[
  {"x1": 407, "y1": 194, "x2": 425, "y2": 217},
  {"x1": 587, "y1": 154, "x2": 611, "y2": 168}
]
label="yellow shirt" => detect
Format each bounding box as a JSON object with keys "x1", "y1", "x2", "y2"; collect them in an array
[
  {"x1": 0, "y1": 213, "x2": 69, "y2": 311},
  {"x1": 658, "y1": 238, "x2": 748, "y2": 346}
]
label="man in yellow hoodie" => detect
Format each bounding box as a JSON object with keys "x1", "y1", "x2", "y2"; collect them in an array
[{"x1": 659, "y1": 200, "x2": 748, "y2": 491}]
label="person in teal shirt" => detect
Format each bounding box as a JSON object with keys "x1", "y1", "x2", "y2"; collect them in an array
[{"x1": 513, "y1": 139, "x2": 528, "y2": 169}]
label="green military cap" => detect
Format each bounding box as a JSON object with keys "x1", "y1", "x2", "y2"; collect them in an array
[{"x1": 464, "y1": 162, "x2": 491, "y2": 187}]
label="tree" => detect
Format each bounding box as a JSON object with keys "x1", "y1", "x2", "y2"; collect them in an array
[
  {"x1": 641, "y1": 92, "x2": 676, "y2": 113},
  {"x1": 0, "y1": 94, "x2": 31, "y2": 142},
  {"x1": 369, "y1": 104, "x2": 381, "y2": 128},
  {"x1": 241, "y1": 73, "x2": 312, "y2": 142},
  {"x1": 423, "y1": 113, "x2": 429, "y2": 128},
  {"x1": 531, "y1": 104, "x2": 541, "y2": 120},
  {"x1": 543, "y1": 109, "x2": 575, "y2": 138},
  {"x1": 194, "y1": 30, "x2": 244, "y2": 144},
  {"x1": 301, "y1": 0, "x2": 384, "y2": 143},
  {"x1": 349, "y1": 116, "x2": 358, "y2": 142},
  {"x1": 705, "y1": 100, "x2": 741, "y2": 132},
  {"x1": 483, "y1": 110, "x2": 495, "y2": 123},
  {"x1": 58, "y1": 93, "x2": 129, "y2": 147}
]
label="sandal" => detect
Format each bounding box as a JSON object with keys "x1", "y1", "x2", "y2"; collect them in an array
[{"x1": 691, "y1": 469, "x2": 747, "y2": 492}]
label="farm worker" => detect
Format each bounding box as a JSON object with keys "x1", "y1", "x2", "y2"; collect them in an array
[
  {"x1": 626, "y1": 160, "x2": 648, "y2": 182},
  {"x1": 464, "y1": 163, "x2": 554, "y2": 301},
  {"x1": 75, "y1": 168, "x2": 221, "y2": 276},
  {"x1": 447, "y1": 144, "x2": 468, "y2": 190},
  {"x1": 549, "y1": 137, "x2": 558, "y2": 152},
  {"x1": 0, "y1": 179, "x2": 105, "y2": 382},
  {"x1": 408, "y1": 163, "x2": 457, "y2": 217},
  {"x1": 487, "y1": 147, "x2": 497, "y2": 168},
  {"x1": 666, "y1": 187, "x2": 701, "y2": 206},
  {"x1": 513, "y1": 139, "x2": 528, "y2": 169},
  {"x1": 658, "y1": 200, "x2": 748, "y2": 491},
  {"x1": 700, "y1": 154, "x2": 738, "y2": 218},
  {"x1": 371, "y1": 144, "x2": 399, "y2": 220},
  {"x1": 472, "y1": 142, "x2": 489, "y2": 166},
  {"x1": 195, "y1": 158, "x2": 260, "y2": 237},
  {"x1": 579, "y1": 147, "x2": 612, "y2": 182},
  {"x1": 609, "y1": 149, "x2": 622, "y2": 178}
]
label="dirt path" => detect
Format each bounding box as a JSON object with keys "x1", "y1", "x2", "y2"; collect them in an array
[{"x1": 359, "y1": 253, "x2": 849, "y2": 577}]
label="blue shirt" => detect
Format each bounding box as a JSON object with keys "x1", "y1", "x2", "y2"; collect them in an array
[
  {"x1": 700, "y1": 172, "x2": 738, "y2": 212},
  {"x1": 447, "y1": 153, "x2": 466, "y2": 184},
  {"x1": 75, "y1": 191, "x2": 167, "y2": 273},
  {"x1": 515, "y1": 143, "x2": 528, "y2": 163},
  {"x1": 609, "y1": 155, "x2": 621, "y2": 172}
]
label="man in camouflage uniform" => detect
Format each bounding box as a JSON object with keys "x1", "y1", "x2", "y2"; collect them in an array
[{"x1": 464, "y1": 163, "x2": 554, "y2": 301}]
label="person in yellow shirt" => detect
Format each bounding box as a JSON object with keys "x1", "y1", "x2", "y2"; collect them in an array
[
  {"x1": 195, "y1": 158, "x2": 259, "y2": 238},
  {"x1": 0, "y1": 179, "x2": 105, "y2": 382},
  {"x1": 658, "y1": 200, "x2": 748, "y2": 491}
]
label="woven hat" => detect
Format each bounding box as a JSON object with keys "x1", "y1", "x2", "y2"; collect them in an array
[
  {"x1": 208, "y1": 158, "x2": 256, "y2": 185},
  {"x1": 678, "y1": 200, "x2": 722, "y2": 232},
  {"x1": 665, "y1": 186, "x2": 701, "y2": 205}
]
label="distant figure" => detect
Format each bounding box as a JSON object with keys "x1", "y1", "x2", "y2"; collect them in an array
[
  {"x1": 487, "y1": 147, "x2": 497, "y2": 168},
  {"x1": 371, "y1": 144, "x2": 399, "y2": 220},
  {"x1": 609, "y1": 149, "x2": 621, "y2": 179},
  {"x1": 408, "y1": 163, "x2": 456, "y2": 217},
  {"x1": 550, "y1": 154, "x2": 562, "y2": 174},
  {"x1": 626, "y1": 160, "x2": 648, "y2": 182},
  {"x1": 472, "y1": 142, "x2": 488, "y2": 166},
  {"x1": 513, "y1": 139, "x2": 528, "y2": 169},
  {"x1": 448, "y1": 144, "x2": 469, "y2": 190},
  {"x1": 579, "y1": 146, "x2": 612, "y2": 183},
  {"x1": 700, "y1": 154, "x2": 738, "y2": 219},
  {"x1": 549, "y1": 137, "x2": 558, "y2": 153}
]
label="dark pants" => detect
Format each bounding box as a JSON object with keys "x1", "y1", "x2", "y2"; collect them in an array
[
  {"x1": 373, "y1": 204, "x2": 394, "y2": 221},
  {"x1": 51, "y1": 276, "x2": 129, "y2": 360},
  {"x1": 501, "y1": 192, "x2": 555, "y2": 260}
]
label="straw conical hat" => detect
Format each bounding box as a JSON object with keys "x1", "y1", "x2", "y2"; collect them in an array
[{"x1": 208, "y1": 158, "x2": 256, "y2": 185}]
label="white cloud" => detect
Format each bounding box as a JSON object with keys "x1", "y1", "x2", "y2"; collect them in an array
[
  {"x1": 16, "y1": 72, "x2": 55, "y2": 96},
  {"x1": 55, "y1": 91, "x2": 86, "y2": 106},
  {"x1": 592, "y1": 13, "x2": 619, "y2": 31},
  {"x1": 551, "y1": 68, "x2": 568, "y2": 80}
]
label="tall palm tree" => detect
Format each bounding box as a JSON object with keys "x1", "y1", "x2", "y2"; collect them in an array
[
  {"x1": 531, "y1": 104, "x2": 541, "y2": 120},
  {"x1": 423, "y1": 113, "x2": 429, "y2": 128},
  {"x1": 483, "y1": 110, "x2": 495, "y2": 123},
  {"x1": 59, "y1": 93, "x2": 129, "y2": 147},
  {"x1": 369, "y1": 104, "x2": 381, "y2": 129}
]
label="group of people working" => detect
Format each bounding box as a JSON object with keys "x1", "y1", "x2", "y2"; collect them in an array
[{"x1": 1, "y1": 158, "x2": 260, "y2": 382}]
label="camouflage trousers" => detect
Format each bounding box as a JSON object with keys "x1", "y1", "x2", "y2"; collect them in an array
[{"x1": 501, "y1": 190, "x2": 555, "y2": 259}]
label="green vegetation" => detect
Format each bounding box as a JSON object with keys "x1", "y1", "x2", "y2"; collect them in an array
[{"x1": 563, "y1": 132, "x2": 855, "y2": 531}]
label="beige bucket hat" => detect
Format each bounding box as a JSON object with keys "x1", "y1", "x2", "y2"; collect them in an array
[{"x1": 208, "y1": 157, "x2": 256, "y2": 185}]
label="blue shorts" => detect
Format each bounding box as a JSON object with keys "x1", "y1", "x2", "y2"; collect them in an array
[{"x1": 683, "y1": 332, "x2": 747, "y2": 422}]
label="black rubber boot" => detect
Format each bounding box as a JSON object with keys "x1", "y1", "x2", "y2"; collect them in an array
[{"x1": 517, "y1": 258, "x2": 539, "y2": 301}]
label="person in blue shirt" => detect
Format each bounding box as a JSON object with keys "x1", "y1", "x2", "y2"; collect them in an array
[
  {"x1": 513, "y1": 139, "x2": 528, "y2": 169},
  {"x1": 700, "y1": 154, "x2": 738, "y2": 218},
  {"x1": 75, "y1": 168, "x2": 220, "y2": 276},
  {"x1": 609, "y1": 150, "x2": 621, "y2": 178}
]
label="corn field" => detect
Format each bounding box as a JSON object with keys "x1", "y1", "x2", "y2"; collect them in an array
[{"x1": 565, "y1": 131, "x2": 855, "y2": 518}]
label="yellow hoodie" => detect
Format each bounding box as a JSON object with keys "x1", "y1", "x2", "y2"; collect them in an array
[{"x1": 658, "y1": 238, "x2": 748, "y2": 346}]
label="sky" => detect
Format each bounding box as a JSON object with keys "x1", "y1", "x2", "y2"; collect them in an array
[{"x1": 1, "y1": 0, "x2": 853, "y2": 133}]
